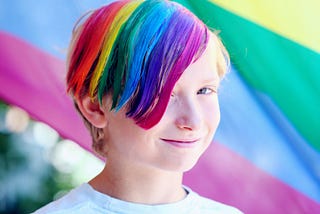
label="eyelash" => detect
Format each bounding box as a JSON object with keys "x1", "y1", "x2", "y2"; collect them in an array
[
  {"x1": 197, "y1": 87, "x2": 216, "y2": 95},
  {"x1": 170, "y1": 87, "x2": 217, "y2": 98}
]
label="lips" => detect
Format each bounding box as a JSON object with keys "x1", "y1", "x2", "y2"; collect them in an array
[{"x1": 160, "y1": 138, "x2": 200, "y2": 148}]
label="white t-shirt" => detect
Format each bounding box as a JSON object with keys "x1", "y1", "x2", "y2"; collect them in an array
[{"x1": 33, "y1": 183, "x2": 243, "y2": 214}]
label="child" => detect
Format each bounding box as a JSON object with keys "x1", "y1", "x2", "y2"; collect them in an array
[{"x1": 35, "y1": 0, "x2": 242, "y2": 213}]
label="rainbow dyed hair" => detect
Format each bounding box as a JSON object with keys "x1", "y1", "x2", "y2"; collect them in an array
[{"x1": 67, "y1": 0, "x2": 210, "y2": 129}]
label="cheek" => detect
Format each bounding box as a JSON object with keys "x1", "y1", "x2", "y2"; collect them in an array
[
  {"x1": 202, "y1": 96, "x2": 220, "y2": 131},
  {"x1": 108, "y1": 115, "x2": 143, "y2": 146}
]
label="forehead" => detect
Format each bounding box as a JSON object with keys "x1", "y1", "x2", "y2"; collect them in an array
[
  {"x1": 195, "y1": 34, "x2": 219, "y2": 74},
  {"x1": 175, "y1": 35, "x2": 220, "y2": 85}
]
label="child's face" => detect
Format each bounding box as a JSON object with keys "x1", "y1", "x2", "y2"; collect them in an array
[{"x1": 104, "y1": 37, "x2": 220, "y2": 172}]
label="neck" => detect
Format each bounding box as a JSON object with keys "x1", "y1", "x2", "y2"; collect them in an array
[{"x1": 89, "y1": 160, "x2": 186, "y2": 205}]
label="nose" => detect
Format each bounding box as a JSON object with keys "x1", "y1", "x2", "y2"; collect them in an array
[{"x1": 174, "y1": 97, "x2": 201, "y2": 131}]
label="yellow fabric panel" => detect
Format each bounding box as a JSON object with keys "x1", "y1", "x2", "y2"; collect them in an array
[{"x1": 210, "y1": 0, "x2": 320, "y2": 52}]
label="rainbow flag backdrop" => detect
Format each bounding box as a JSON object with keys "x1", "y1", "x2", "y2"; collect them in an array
[{"x1": 0, "y1": 1, "x2": 319, "y2": 213}]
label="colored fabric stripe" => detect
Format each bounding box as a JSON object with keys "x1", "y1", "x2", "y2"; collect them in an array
[
  {"x1": 184, "y1": 142, "x2": 320, "y2": 213},
  {"x1": 0, "y1": 31, "x2": 92, "y2": 153},
  {"x1": 215, "y1": 67, "x2": 320, "y2": 203},
  {"x1": 210, "y1": 0, "x2": 320, "y2": 52}
]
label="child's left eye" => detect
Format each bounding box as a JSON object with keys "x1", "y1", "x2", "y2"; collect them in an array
[{"x1": 197, "y1": 87, "x2": 215, "y2": 95}]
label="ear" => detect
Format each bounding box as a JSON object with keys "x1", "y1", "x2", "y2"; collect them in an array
[{"x1": 75, "y1": 95, "x2": 108, "y2": 128}]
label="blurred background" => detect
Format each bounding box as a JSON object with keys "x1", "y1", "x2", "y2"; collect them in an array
[
  {"x1": 0, "y1": 103, "x2": 103, "y2": 213},
  {"x1": 0, "y1": 1, "x2": 107, "y2": 213},
  {"x1": 0, "y1": 0, "x2": 319, "y2": 213}
]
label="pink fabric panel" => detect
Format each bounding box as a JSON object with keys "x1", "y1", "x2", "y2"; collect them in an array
[
  {"x1": 184, "y1": 142, "x2": 320, "y2": 213},
  {"x1": 0, "y1": 31, "x2": 92, "y2": 152}
]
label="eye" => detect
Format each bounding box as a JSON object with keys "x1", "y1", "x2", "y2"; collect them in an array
[{"x1": 197, "y1": 87, "x2": 216, "y2": 95}]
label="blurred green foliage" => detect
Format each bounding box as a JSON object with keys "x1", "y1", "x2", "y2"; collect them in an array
[{"x1": 0, "y1": 102, "x2": 75, "y2": 214}]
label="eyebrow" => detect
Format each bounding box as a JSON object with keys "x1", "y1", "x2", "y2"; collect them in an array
[{"x1": 201, "y1": 77, "x2": 220, "y2": 84}]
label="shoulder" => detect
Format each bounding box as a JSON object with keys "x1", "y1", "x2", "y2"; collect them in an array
[
  {"x1": 185, "y1": 187, "x2": 243, "y2": 214},
  {"x1": 195, "y1": 195, "x2": 243, "y2": 214},
  {"x1": 32, "y1": 183, "x2": 102, "y2": 214}
]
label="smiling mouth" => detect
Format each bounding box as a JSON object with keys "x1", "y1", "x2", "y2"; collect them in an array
[{"x1": 160, "y1": 138, "x2": 200, "y2": 148}]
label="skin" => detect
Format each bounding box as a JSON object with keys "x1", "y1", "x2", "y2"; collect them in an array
[{"x1": 77, "y1": 35, "x2": 221, "y2": 205}]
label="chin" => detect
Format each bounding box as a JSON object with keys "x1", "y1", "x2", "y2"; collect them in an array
[
  {"x1": 181, "y1": 158, "x2": 201, "y2": 172},
  {"x1": 161, "y1": 156, "x2": 201, "y2": 173}
]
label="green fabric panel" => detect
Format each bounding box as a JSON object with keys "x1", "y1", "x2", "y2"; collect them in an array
[{"x1": 175, "y1": 0, "x2": 320, "y2": 151}]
